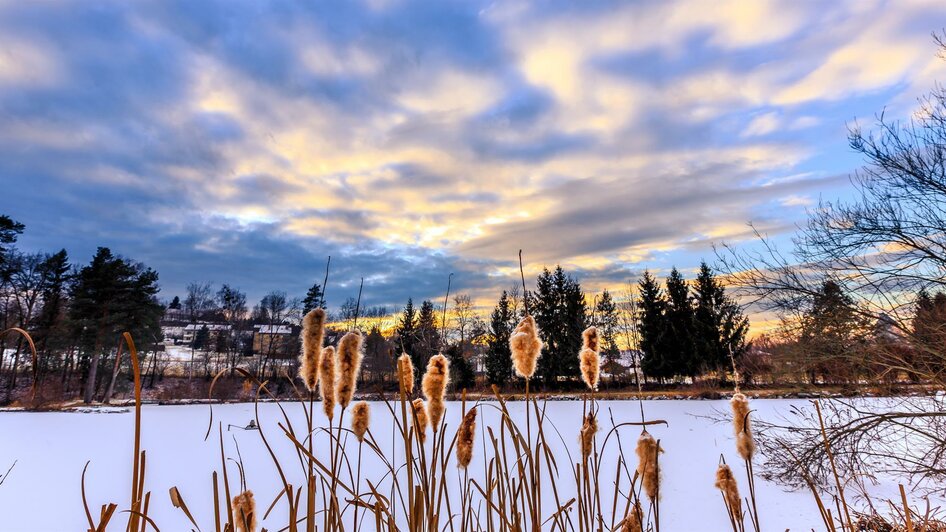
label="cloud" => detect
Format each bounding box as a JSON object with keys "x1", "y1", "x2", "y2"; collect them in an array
[{"x1": 2, "y1": 0, "x2": 946, "y2": 316}]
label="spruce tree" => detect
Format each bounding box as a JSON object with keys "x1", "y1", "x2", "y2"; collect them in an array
[
  {"x1": 594, "y1": 289, "x2": 621, "y2": 380},
  {"x1": 415, "y1": 300, "x2": 440, "y2": 368},
  {"x1": 532, "y1": 266, "x2": 587, "y2": 386},
  {"x1": 302, "y1": 283, "x2": 325, "y2": 315},
  {"x1": 396, "y1": 298, "x2": 417, "y2": 358},
  {"x1": 485, "y1": 290, "x2": 514, "y2": 385},
  {"x1": 692, "y1": 262, "x2": 748, "y2": 374},
  {"x1": 664, "y1": 267, "x2": 696, "y2": 378},
  {"x1": 638, "y1": 271, "x2": 669, "y2": 381}
]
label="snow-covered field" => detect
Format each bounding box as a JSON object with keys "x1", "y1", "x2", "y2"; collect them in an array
[{"x1": 0, "y1": 399, "x2": 913, "y2": 530}]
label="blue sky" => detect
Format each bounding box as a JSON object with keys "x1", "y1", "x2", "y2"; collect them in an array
[{"x1": 3, "y1": 0, "x2": 946, "y2": 316}]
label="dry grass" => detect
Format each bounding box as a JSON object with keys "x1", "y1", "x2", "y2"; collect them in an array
[{"x1": 0, "y1": 326, "x2": 930, "y2": 532}]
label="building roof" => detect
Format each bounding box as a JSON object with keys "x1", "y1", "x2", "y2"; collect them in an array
[{"x1": 255, "y1": 324, "x2": 292, "y2": 335}]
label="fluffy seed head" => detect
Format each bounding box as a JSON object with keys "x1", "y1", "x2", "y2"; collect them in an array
[
  {"x1": 620, "y1": 501, "x2": 643, "y2": 532},
  {"x1": 412, "y1": 398, "x2": 429, "y2": 443},
  {"x1": 232, "y1": 490, "x2": 257, "y2": 532},
  {"x1": 635, "y1": 431, "x2": 662, "y2": 501},
  {"x1": 423, "y1": 354, "x2": 450, "y2": 429},
  {"x1": 456, "y1": 408, "x2": 477, "y2": 468},
  {"x1": 715, "y1": 463, "x2": 743, "y2": 522},
  {"x1": 510, "y1": 315, "x2": 542, "y2": 379},
  {"x1": 299, "y1": 309, "x2": 326, "y2": 392},
  {"x1": 351, "y1": 401, "x2": 370, "y2": 443},
  {"x1": 319, "y1": 346, "x2": 336, "y2": 420},
  {"x1": 336, "y1": 331, "x2": 364, "y2": 409},
  {"x1": 580, "y1": 412, "x2": 599, "y2": 460},
  {"x1": 731, "y1": 393, "x2": 755, "y2": 460},
  {"x1": 397, "y1": 354, "x2": 415, "y2": 396},
  {"x1": 579, "y1": 326, "x2": 601, "y2": 391}
]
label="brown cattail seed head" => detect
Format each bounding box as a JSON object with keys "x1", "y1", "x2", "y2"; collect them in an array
[
  {"x1": 635, "y1": 431, "x2": 662, "y2": 501},
  {"x1": 397, "y1": 354, "x2": 415, "y2": 396},
  {"x1": 299, "y1": 309, "x2": 326, "y2": 392},
  {"x1": 412, "y1": 398, "x2": 429, "y2": 443},
  {"x1": 620, "y1": 501, "x2": 643, "y2": 532},
  {"x1": 351, "y1": 401, "x2": 370, "y2": 443},
  {"x1": 422, "y1": 354, "x2": 450, "y2": 429},
  {"x1": 579, "y1": 326, "x2": 601, "y2": 391},
  {"x1": 456, "y1": 407, "x2": 477, "y2": 468},
  {"x1": 731, "y1": 393, "x2": 755, "y2": 460},
  {"x1": 319, "y1": 346, "x2": 336, "y2": 420},
  {"x1": 232, "y1": 490, "x2": 257, "y2": 532},
  {"x1": 715, "y1": 463, "x2": 743, "y2": 522},
  {"x1": 510, "y1": 315, "x2": 542, "y2": 379},
  {"x1": 336, "y1": 331, "x2": 364, "y2": 409},
  {"x1": 580, "y1": 412, "x2": 598, "y2": 460}
]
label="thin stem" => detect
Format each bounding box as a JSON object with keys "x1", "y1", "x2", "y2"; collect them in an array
[
  {"x1": 353, "y1": 277, "x2": 364, "y2": 331},
  {"x1": 519, "y1": 250, "x2": 530, "y2": 316},
  {"x1": 321, "y1": 256, "x2": 332, "y2": 309}
]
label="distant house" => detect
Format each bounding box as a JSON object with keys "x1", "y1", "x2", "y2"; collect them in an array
[
  {"x1": 253, "y1": 324, "x2": 297, "y2": 359},
  {"x1": 182, "y1": 323, "x2": 232, "y2": 345}
]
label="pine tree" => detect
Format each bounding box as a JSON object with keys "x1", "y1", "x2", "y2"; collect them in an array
[
  {"x1": 692, "y1": 262, "x2": 749, "y2": 375},
  {"x1": 415, "y1": 300, "x2": 441, "y2": 370},
  {"x1": 169, "y1": 296, "x2": 181, "y2": 310},
  {"x1": 638, "y1": 270, "x2": 669, "y2": 381},
  {"x1": 594, "y1": 289, "x2": 622, "y2": 380},
  {"x1": 70, "y1": 247, "x2": 163, "y2": 403},
  {"x1": 532, "y1": 266, "x2": 587, "y2": 386},
  {"x1": 0, "y1": 214, "x2": 24, "y2": 282},
  {"x1": 302, "y1": 283, "x2": 325, "y2": 315},
  {"x1": 396, "y1": 298, "x2": 417, "y2": 357},
  {"x1": 664, "y1": 267, "x2": 696, "y2": 378},
  {"x1": 446, "y1": 343, "x2": 475, "y2": 390},
  {"x1": 485, "y1": 290, "x2": 514, "y2": 385},
  {"x1": 34, "y1": 249, "x2": 71, "y2": 365}
]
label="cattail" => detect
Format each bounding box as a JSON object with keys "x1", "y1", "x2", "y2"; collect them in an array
[
  {"x1": 397, "y1": 354, "x2": 415, "y2": 396},
  {"x1": 422, "y1": 354, "x2": 450, "y2": 430},
  {"x1": 336, "y1": 331, "x2": 363, "y2": 409},
  {"x1": 319, "y1": 346, "x2": 336, "y2": 420},
  {"x1": 620, "y1": 501, "x2": 643, "y2": 532},
  {"x1": 456, "y1": 408, "x2": 477, "y2": 468},
  {"x1": 299, "y1": 309, "x2": 326, "y2": 392},
  {"x1": 635, "y1": 431, "x2": 662, "y2": 501},
  {"x1": 351, "y1": 401, "x2": 370, "y2": 443},
  {"x1": 715, "y1": 463, "x2": 743, "y2": 522},
  {"x1": 731, "y1": 393, "x2": 755, "y2": 460},
  {"x1": 579, "y1": 326, "x2": 601, "y2": 391},
  {"x1": 411, "y1": 398, "x2": 429, "y2": 443},
  {"x1": 510, "y1": 315, "x2": 542, "y2": 379},
  {"x1": 232, "y1": 490, "x2": 257, "y2": 532},
  {"x1": 579, "y1": 411, "x2": 598, "y2": 460}
]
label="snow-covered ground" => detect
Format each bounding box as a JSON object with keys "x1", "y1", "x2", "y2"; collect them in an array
[{"x1": 0, "y1": 399, "x2": 919, "y2": 530}]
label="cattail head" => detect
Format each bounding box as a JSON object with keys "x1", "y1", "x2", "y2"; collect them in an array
[
  {"x1": 423, "y1": 354, "x2": 450, "y2": 429},
  {"x1": 510, "y1": 315, "x2": 542, "y2": 379},
  {"x1": 319, "y1": 346, "x2": 336, "y2": 420},
  {"x1": 232, "y1": 490, "x2": 257, "y2": 532},
  {"x1": 336, "y1": 331, "x2": 364, "y2": 409},
  {"x1": 411, "y1": 398, "x2": 429, "y2": 443},
  {"x1": 351, "y1": 401, "x2": 370, "y2": 443},
  {"x1": 715, "y1": 463, "x2": 743, "y2": 523},
  {"x1": 730, "y1": 393, "x2": 755, "y2": 460},
  {"x1": 579, "y1": 411, "x2": 598, "y2": 460},
  {"x1": 299, "y1": 309, "x2": 326, "y2": 392},
  {"x1": 619, "y1": 501, "x2": 643, "y2": 532},
  {"x1": 579, "y1": 326, "x2": 601, "y2": 391},
  {"x1": 397, "y1": 354, "x2": 415, "y2": 396},
  {"x1": 456, "y1": 407, "x2": 477, "y2": 468},
  {"x1": 635, "y1": 431, "x2": 662, "y2": 501}
]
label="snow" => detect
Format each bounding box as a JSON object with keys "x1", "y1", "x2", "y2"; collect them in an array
[{"x1": 0, "y1": 399, "x2": 922, "y2": 530}]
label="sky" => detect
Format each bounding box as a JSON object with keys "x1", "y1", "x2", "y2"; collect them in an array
[{"x1": 3, "y1": 0, "x2": 946, "y2": 313}]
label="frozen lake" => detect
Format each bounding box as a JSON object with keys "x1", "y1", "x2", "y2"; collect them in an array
[{"x1": 0, "y1": 398, "x2": 906, "y2": 530}]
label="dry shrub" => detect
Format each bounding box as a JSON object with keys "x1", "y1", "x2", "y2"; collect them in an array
[
  {"x1": 299, "y1": 308, "x2": 325, "y2": 392},
  {"x1": 510, "y1": 315, "x2": 542, "y2": 379},
  {"x1": 351, "y1": 401, "x2": 370, "y2": 443},
  {"x1": 336, "y1": 331, "x2": 363, "y2": 409},
  {"x1": 422, "y1": 354, "x2": 450, "y2": 430},
  {"x1": 636, "y1": 431, "x2": 662, "y2": 501},
  {"x1": 456, "y1": 408, "x2": 477, "y2": 468}
]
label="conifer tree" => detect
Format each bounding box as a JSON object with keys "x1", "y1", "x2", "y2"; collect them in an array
[
  {"x1": 692, "y1": 262, "x2": 748, "y2": 374},
  {"x1": 638, "y1": 270, "x2": 669, "y2": 381},
  {"x1": 485, "y1": 290, "x2": 514, "y2": 385},
  {"x1": 302, "y1": 283, "x2": 325, "y2": 315}
]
